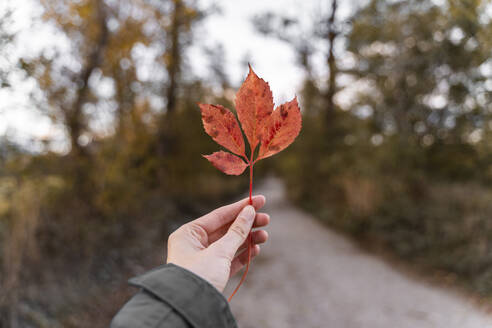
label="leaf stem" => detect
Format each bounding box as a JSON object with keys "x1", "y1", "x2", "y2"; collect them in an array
[
  {"x1": 248, "y1": 158, "x2": 253, "y2": 205},
  {"x1": 228, "y1": 152, "x2": 254, "y2": 302}
]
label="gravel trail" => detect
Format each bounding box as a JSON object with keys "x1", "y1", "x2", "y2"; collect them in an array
[{"x1": 224, "y1": 177, "x2": 492, "y2": 328}]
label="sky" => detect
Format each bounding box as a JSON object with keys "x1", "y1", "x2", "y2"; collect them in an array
[{"x1": 0, "y1": 0, "x2": 354, "y2": 151}]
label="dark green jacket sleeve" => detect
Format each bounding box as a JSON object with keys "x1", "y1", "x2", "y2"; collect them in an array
[{"x1": 110, "y1": 263, "x2": 237, "y2": 328}]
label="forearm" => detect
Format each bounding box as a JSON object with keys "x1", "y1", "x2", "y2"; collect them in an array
[{"x1": 110, "y1": 264, "x2": 237, "y2": 328}]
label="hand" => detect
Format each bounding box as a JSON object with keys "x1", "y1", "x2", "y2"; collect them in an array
[{"x1": 166, "y1": 195, "x2": 269, "y2": 292}]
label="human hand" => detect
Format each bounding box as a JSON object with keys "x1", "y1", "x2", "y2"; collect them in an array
[{"x1": 166, "y1": 195, "x2": 269, "y2": 292}]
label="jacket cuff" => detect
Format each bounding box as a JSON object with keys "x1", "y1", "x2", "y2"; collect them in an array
[{"x1": 128, "y1": 263, "x2": 237, "y2": 328}]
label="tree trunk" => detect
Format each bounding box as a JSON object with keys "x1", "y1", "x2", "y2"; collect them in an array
[
  {"x1": 325, "y1": 0, "x2": 338, "y2": 122},
  {"x1": 157, "y1": 0, "x2": 183, "y2": 158},
  {"x1": 68, "y1": 0, "x2": 109, "y2": 157}
]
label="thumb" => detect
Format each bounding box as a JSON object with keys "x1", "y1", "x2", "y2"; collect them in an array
[{"x1": 212, "y1": 205, "x2": 256, "y2": 258}]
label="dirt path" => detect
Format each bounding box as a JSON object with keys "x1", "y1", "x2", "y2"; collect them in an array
[{"x1": 224, "y1": 177, "x2": 492, "y2": 328}]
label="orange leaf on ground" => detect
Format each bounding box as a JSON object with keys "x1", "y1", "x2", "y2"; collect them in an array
[
  {"x1": 199, "y1": 104, "x2": 246, "y2": 157},
  {"x1": 235, "y1": 65, "x2": 274, "y2": 151},
  {"x1": 258, "y1": 97, "x2": 302, "y2": 160},
  {"x1": 203, "y1": 151, "x2": 248, "y2": 175}
]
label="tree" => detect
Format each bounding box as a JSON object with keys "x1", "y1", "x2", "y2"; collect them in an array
[
  {"x1": 0, "y1": 8, "x2": 14, "y2": 89},
  {"x1": 345, "y1": 0, "x2": 491, "y2": 141},
  {"x1": 156, "y1": 0, "x2": 204, "y2": 158},
  {"x1": 23, "y1": 0, "x2": 204, "y2": 157},
  {"x1": 24, "y1": 0, "x2": 113, "y2": 157},
  {"x1": 254, "y1": 0, "x2": 341, "y2": 122}
]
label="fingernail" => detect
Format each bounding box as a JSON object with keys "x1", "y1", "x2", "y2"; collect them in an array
[{"x1": 241, "y1": 205, "x2": 255, "y2": 222}]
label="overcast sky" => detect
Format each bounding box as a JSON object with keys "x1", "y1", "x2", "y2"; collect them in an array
[{"x1": 0, "y1": 0, "x2": 354, "y2": 151}]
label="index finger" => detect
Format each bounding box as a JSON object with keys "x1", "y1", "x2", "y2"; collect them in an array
[{"x1": 193, "y1": 195, "x2": 266, "y2": 233}]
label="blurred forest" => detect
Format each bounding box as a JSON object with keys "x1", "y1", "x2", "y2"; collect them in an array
[{"x1": 0, "y1": 0, "x2": 491, "y2": 327}]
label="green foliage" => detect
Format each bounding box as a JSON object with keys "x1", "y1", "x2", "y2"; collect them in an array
[{"x1": 276, "y1": 0, "x2": 492, "y2": 297}]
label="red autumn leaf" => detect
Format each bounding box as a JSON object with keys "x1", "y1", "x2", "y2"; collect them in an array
[
  {"x1": 199, "y1": 103, "x2": 246, "y2": 157},
  {"x1": 235, "y1": 65, "x2": 274, "y2": 151},
  {"x1": 202, "y1": 151, "x2": 248, "y2": 175},
  {"x1": 258, "y1": 97, "x2": 302, "y2": 160},
  {"x1": 199, "y1": 65, "x2": 301, "y2": 301}
]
